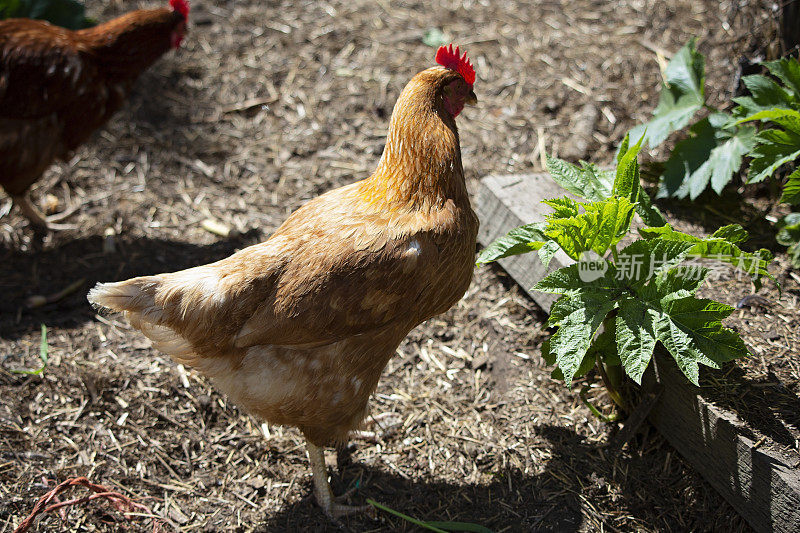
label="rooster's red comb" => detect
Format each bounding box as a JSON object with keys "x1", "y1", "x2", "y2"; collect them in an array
[
  {"x1": 435, "y1": 44, "x2": 475, "y2": 86},
  {"x1": 170, "y1": 0, "x2": 189, "y2": 18}
]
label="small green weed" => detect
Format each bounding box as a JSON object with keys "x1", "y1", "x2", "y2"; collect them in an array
[{"x1": 11, "y1": 324, "x2": 49, "y2": 376}]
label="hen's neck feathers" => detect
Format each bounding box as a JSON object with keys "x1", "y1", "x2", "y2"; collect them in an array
[
  {"x1": 74, "y1": 9, "x2": 180, "y2": 76},
  {"x1": 362, "y1": 67, "x2": 467, "y2": 212}
]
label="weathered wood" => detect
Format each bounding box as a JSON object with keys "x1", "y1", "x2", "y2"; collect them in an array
[
  {"x1": 475, "y1": 173, "x2": 573, "y2": 312},
  {"x1": 476, "y1": 171, "x2": 800, "y2": 533},
  {"x1": 642, "y1": 351, "x2": 800, "y2": 533}
]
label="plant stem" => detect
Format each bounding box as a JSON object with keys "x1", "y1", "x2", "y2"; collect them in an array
[
  {"x1": 596, "y1": 354, "x2": 626, "y2": 411},
  {"x1": 580, "y1": 385, "x2": 620, "y2": 422}
]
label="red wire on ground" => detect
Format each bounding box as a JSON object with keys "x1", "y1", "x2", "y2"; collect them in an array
[{"x1": 13, "y1": 477, "x2": 163, "y2": 533}]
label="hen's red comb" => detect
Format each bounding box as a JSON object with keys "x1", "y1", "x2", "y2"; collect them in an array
[
  {"x1": 435, "y1": 44, "x2": 475, "y2": 86},
  {"x1": 170, "y1": 0, "x2": 189, "y2": 18}
]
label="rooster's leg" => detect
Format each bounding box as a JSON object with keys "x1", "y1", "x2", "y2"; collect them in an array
[
  {"x1": 306, "y1": 440, "x2": 371, "y2": 519},
  {"x1": 11, "y1": 194, "x2": 77, "y2": 231}
]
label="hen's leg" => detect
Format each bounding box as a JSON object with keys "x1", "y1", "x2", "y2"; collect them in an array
[
  {"x1": 306, "y1": 441, "x2": 370, "y2": 519},
  {"x1": 11, "y1": 194, "x2": 77, "y2": 231},
  {"x1": 11, "y1": 194, "x2": 48, "y2": 230}
]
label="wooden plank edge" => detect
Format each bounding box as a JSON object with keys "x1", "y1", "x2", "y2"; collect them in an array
[{"x1": 643, "y1": 351, "x2": 800, "y2": 533}]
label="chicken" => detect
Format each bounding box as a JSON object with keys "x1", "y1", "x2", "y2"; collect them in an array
[
  {"x1": 0, "y1": 0, "x2": 189, "y2": 231},
  {"x1": 88, "y1": 44, "x2": 479, "y2": 518}
]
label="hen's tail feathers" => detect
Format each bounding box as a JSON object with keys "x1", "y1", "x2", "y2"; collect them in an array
[
  {"x1": 88, "y1": 278, "x2": 195, "y2": 364},
  {"x1": 88, "y1": 278, "x2": 164, "y2": 324}
]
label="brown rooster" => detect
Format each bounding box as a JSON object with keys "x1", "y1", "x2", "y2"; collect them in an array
[
  {"x1": 88, "y1": 44, "x2": 478, "y2": 518},
  {"x1": 0, "y1": 0, "x2": 189, "y2": 231}
]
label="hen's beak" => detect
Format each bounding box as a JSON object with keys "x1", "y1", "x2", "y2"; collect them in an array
[{"x1": 466, "y1": 89, "x2": 478, "y2": 106}]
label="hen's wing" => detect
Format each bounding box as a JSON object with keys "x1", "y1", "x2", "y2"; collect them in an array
[
  {"x1": 0, "y1": 20, "x2": 97, "y2": 120},
  {"x1": 89, "y1": 183, "x2": 460, "y2": 358}
]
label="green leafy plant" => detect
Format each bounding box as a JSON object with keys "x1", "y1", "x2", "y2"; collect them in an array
[
  {"x1": 734, "y1": 57, "x2": 800, "y2": 205},
  {"x1": 628, "y1": 39, "x2": 758, "y2": 199},
  {"x1": 478, "y1": 137, "x2": 775, "y2": 411},
  {"x1": 11, "y1": 324, "x2": 49, "y2": 375},
  {"x1": 0, "y1": 0, "x2": 93, "y2": 29},
  {"x1": 628, "y1": 42, "x2": 800, "y2": 267}
]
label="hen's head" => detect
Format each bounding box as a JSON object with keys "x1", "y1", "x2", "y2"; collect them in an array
[
  {"x1": 168, "y1": 0, "x2": 190, "y2": 48},
  {"x1": 431, "y1": 44, "x2": 477, "y2": 118}
]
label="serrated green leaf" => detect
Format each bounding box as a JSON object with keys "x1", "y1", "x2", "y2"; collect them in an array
[
  {"x1": 615, "y1": 239, "x2": 696, "y2": 286},
  {"x1": 548, "y1": 293, "x2": 616, "y2": 386},
  {"x1": 663, "y1": 38, "x2": 705, "y2": 97},
  {"x1": 712, "y1": 224, "x2": 749, "y2": 243},
  {"x1": 610, "y1": 133, "x2": 666, "y2": 226},
  {"x1": 536, "y1": 265, "x2": 586, "y2": 297},
  {"x1": 780, "y1": 168, "x2": 800, "y2": 205},
  {"x1": 545, "y1": 155, "x2": 613, "y2": 201},
  {"x1": 739, "y1": 74, "x2": 795, "y2": 112},
  {"x1": 476, "y1": 223, "x2": 547, "y2": 265},
  {"x1": 613, "y1": 133, "x2": 644, "y2": 200},
  {"x1": 659, "y1": 117, "x2": 718, "y2": 197},
  {"x1": 535, "y1": 262, "x2": 619, "y2": 297},
  {"x1": 655, "y1": 265, "x2": 708, "y2": 297},
  {"x1": 629, "y1": 40, "x2": 705, "y2": 148},
  {"x1": 549, "y1": 348, "x2": 597, "y2": 382},
  {"x1": 738, "y1": 108, "x2": 800, "y2": 135},
  {"x1": 746, "y1": 128, "x2": 800, "y2": 183},
  {"x1": 638, "y1": 224, "x2": 775, "y2": 290},
  {"x1": 543, "y1": 197, "x2": 580, "y2": 219},
  {"x1": 661, "y1": 297, "x2": 748, "y2": 366},
  {"x1": 617, "y1": 134, "x2": 630, "y2": 164},
  {"x1": 608, "y1": 274, "x2": 749, "y2": 386},
  {"x1": 660, "y1": 115, "x2": 756, "y2": 199},
  {"x1": 634, "y1": 187, "x2": 667, "y2": 227},
  {"x1": 545, "y1": 197, "x2": 635, "y2": 260},
  {"x1": 652, "y1": 312, "x2": 714, "y2": 385},
  {"x1": 764, "y1": 57, "x2": 800, "y2": 97},
  {"x1": 538, "y1": 240, "x2": 560, "y2": 269},
  {"x1": 616, "y1": 298, "x2": 658, "y2": 384}
]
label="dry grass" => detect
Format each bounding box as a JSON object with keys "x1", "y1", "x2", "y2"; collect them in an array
[{"x1": 0, "y1": 0, "x2": 793, "y2": 531}]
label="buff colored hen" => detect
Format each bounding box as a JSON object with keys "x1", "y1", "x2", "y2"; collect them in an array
[{"x1": 89, "y1": 44, "x2": 478, "y2": 518}]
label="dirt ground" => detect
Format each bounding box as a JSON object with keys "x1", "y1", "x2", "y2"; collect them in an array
[{"x1": 1, "y1": 0, "x2": 796, "y2": 531}]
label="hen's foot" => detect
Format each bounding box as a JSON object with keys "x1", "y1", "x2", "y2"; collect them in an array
[
  {"x1": 12, "y1": 194, "x2": 78, "y2": 231},
  {"x1": 306, "y1": 441, "x2": 373, "y2": 520},
  {"x1": 351, "y1": 412, "x2": 402, "y2": 443}
]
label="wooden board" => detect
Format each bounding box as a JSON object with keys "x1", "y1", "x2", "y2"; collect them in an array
[
  {"x1": 475, "y1": 173, "x2": 573, "y2": 312},
  {"x1": 475, "y1": 172, "x2": 800, "y2": 533},
  {"x1": 643, "y1": 353, "x2": 800, "y2": 533}
]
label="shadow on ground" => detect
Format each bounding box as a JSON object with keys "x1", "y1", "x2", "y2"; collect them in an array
[
  {"x1": 259, "y1": 429, "x2": 586, "y2": 532},
  {"x1": 253, "y1": 424, "x2": 731, "y2": 532},
  {"x1": 0, "y1": 231, "x2": 259, "y2": 340}
]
